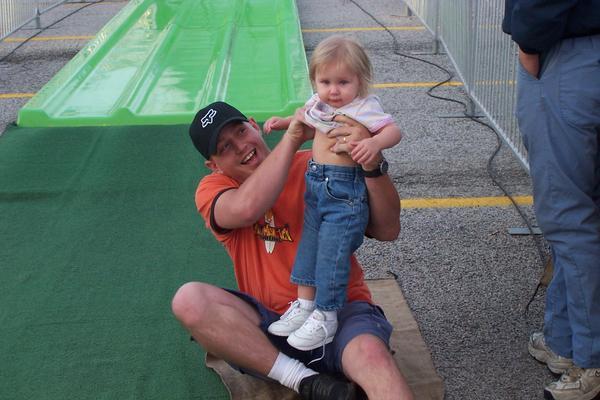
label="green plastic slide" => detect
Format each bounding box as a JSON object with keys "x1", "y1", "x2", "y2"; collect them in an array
[{"x1": 17, "y1": 0, "x2": 312, "y2": 127}]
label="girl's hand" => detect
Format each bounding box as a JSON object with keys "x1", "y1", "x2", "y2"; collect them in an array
[
  {"x1": 351, "y1": 137, "x2": 381, "y2": 165},
  {"x1": 263, "y1": 117, "x2": 285, "y2": 134}
]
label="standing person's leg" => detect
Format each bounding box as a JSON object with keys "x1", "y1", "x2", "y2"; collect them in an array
[
  {"x1": 517, "y1": 34, "x2": 600, "y2": 398},
  {"x1": 544, "y1": 251, "x2": 572, "y2": 358},
  {"x1": 595, "y1": 142, "x2": 600, "y2": 209},
  {"x1": 528, "y1": 246, "x2": 575, "y2": 374},
  {"x1": 517, "y1": 46, "x2": 575, "y2": 363}
]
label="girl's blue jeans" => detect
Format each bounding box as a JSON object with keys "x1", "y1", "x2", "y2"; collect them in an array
[{"x1": 291, "y1": 160, "x2": 369, "y2": 311}]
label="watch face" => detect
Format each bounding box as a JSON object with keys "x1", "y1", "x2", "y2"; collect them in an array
[{"x1": 380, "y1": 159, "x2": 389, "y2": 174}]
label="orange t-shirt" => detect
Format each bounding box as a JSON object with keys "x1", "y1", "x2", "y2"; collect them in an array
[{"x1": 195, "y1": 150, "x2": 372, "y2": 314}]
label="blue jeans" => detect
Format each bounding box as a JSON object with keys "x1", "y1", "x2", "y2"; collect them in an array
[
  {"x1": 291, "y1": 160, "x2": 369, "y2": 311},
  {"x1": 516, "y1": 34, "x2": 600, "y2": 368}
]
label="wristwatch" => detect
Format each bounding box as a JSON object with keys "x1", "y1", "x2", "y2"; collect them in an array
[{"x1": 362, "y1": 158, "x2": 388, "y2": 178}]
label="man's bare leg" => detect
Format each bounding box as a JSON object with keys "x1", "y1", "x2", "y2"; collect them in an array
[
  {"x1": 172, "y1": 282, "x2": 364, "y2": 399},
  {"x1": 342, "y1": 334, "x2": 414, "y2": 400},
  {"x1": 171, "y1": 282, "x2": 278, "y2": 375}
]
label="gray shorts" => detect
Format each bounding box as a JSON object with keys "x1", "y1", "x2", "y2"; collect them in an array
[{"x1": 225, "y1": 289, "x2": 393, "y2": 376}]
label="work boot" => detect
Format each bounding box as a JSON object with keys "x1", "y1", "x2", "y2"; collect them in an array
[
  {"x1": 544, "y1": 367, "x2": 600, "y2": 400},
  {"x1": 298, "y1": 373, "x2": 359, "y2": 400},
  {"x1": 529, "y1": 332, "x2": 574, "y2": 374}
]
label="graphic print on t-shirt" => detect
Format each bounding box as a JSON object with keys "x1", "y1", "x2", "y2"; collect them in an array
[{"x1": 253, "y1": 209, "x2": 293, "y2": 253}]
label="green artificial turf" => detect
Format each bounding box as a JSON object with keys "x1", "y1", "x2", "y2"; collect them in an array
[{"x1": 0, "y1": 123, "x2": 248, "y2": 399}]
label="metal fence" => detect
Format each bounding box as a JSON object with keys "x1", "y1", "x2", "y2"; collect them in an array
[
  {"x1": 404, "y1": 0, "x2": 527, "y2": 171},
  {"x1": 1, "y1": 0, "x2": 74, "y2": 41}
]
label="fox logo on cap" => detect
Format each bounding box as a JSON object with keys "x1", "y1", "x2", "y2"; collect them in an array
[
  {"x1": 201, "y1": 109, "x2": 217, "y2": 128},
  {"x1": 189, "y1": 101, "x2": 248, "y2": 159}
]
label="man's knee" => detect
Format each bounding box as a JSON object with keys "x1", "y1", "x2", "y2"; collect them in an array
[
  {"x1": 355, "y1": 335, "x2": 391, "y2": 361},
  {"x1": 344, "y1": 334, "x2": 393, "y2": 366},
  {"x1": 171, "y1": 282, "x2": 215, "y2": 327}
]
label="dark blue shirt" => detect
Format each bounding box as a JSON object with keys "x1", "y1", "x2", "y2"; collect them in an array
[{"x1": 503, "y1": 0, "x2": 600, "y2": 54}]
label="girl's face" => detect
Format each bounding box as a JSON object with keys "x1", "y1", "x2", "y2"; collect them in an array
[{"x1": 314, "y1": 62, "x2": 361, "y2": 108}]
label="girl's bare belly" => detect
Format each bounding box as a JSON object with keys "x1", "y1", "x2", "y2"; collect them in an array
[{"x1": 311, "y1": 130, "x2": 357, "y2": 166}]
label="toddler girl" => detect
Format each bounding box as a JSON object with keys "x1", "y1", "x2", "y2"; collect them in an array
[{"x1": 263, "y1": 35, "x2": 402, "y2": 351}]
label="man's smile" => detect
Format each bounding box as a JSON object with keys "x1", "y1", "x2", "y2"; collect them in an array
[{"x1": 241, "y1": 149, "x2": 256, "y2": 164}]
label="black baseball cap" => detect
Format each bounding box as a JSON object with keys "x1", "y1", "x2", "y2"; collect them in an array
[{"x1": 189, "y1": 101, "x2": 248, "y2": 159}]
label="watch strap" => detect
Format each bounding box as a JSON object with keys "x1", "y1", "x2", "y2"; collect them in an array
[{"x1": 362, "y1": 158, "x2": 387, "y2": 177}]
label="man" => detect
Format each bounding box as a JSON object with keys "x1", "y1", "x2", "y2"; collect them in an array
[
  {"x1": 503, "y1": 1, "x2": 600, "y2": 399},
  {"x1": 171, "y1": 101, "x2": 413, "y2": 400}
]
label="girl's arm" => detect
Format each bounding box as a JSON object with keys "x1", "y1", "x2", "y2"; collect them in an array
[
  {"x1": 263, "y1": 116, "x2": 293, "y2": 134},
  {"x1": 370, "y1": 123, "x2": 402, "y2": 150},
  {"x1": 350, "y1": 123, "x2": 402, "y2": 165}
]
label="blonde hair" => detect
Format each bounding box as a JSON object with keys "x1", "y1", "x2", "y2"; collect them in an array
[{"x1": 309, "y1": 35, "x2": 372, "y2": 98}]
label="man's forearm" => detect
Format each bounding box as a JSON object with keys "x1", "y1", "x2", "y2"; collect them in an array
[
  {"x1": 364, "y1": 175, "x2": 401, "y2": 241},
  {"x1": 233, "y1": 132, "x2": 303, "y2": 220},
  {"x1": 214, "y1": 116, "x2": 313, "y2": 230}
]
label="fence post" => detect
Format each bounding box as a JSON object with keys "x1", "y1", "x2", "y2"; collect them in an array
[
  {"x1": 464, "y1": 0, "x2": 478, "y2": 116},
  {"x1": 432, "y1": 0, "x2": 440, "y2": 54},
  {"x1": 35, "y1": 1, "x2": 42, "y2": 29}
]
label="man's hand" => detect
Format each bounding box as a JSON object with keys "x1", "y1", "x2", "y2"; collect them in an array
[
  {"x1": 351, "y1": 137, "x2": 380, "y2": 165},
  {"x1": 519, "y1": 48, "x2": 540, "y2": 78},
  {"x1": 285, "y1": 108, "x2": 314, "y2": 147},
  {"x1": 328, "y1": 114, "x2": 385, "y2": 169},
  {"x1": 329, "y1": 114, "x2": 371, "y2": 142},
  {"x1": 328, "y1": 114, "x2": 371, "y2": 154}
]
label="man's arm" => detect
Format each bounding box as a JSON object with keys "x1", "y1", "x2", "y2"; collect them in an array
[
  {"x1": 213, "y1": 115, "x2": 313, "y2": 230},
  {"x1": 363, "y1": 164, "x2": 401, "y2": 241},
  {"x1": 510, "y1": 0, "x2": 578, "y2": 54},
  {"x1": 329, "y1": 115, "x2": 401, "y2": 241}
]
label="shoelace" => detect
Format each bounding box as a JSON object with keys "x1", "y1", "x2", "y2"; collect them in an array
[
  {"x1": 280, "y1": 300, "x2": 300, "y2": 320},
  {"x1": 561, "y1": 367, "x2": 584, "y2": 383},
  {"x1": 307, "y1": 322, "x2": 330, "y2": 365}
]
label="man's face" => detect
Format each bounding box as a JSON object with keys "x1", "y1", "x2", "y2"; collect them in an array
[{"x1": 206, "y1": 119, "x2": 270, "y2": 183}]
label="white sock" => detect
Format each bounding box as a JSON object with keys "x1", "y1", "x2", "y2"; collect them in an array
[
  {"x1": 322, "y1": 310, "x2": 337, "y2": 322},
  {"x1": 298, "y1": 298, "x2": 315, "y2": 311},
  {"x1": 267, "y1": 352, "x2": 318, "y2": 392}
]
